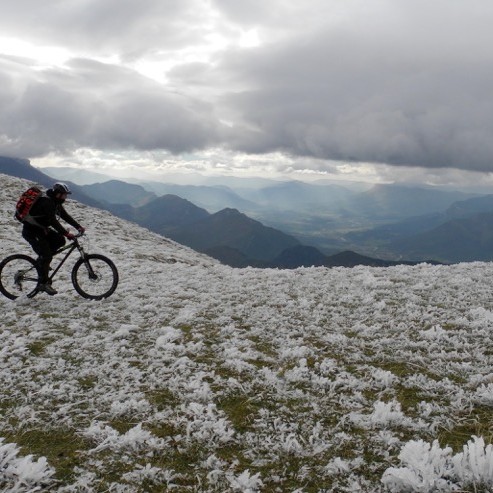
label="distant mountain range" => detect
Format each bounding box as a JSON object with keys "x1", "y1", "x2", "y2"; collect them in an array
[
  {"x1": 5, "y1": 156, "x2": 493, "y2": 266},
  {"x1": 73, "y1": 171, "x2": 490, "y2": 264},
  {"x1": 0, "y1": 157, "x2": 395, "y2": 267},
  {"x1": 106, "y1": 194, "x2": 301, "y2": 264},
  {"x1": 388, "y1": 212, "x2": 493, "y2": 263},
  {"x1": 0, "y1": 156, "x2": 104, "y2": 209},
  {"x1": 343, "y1": 194, "x2": 493, "y2": 262},
  {"x1": 79, "y1": 180, "x2": 156, "y2": 207}
]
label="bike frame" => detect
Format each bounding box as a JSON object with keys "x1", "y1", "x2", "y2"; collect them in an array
[{"x1": 48, "y1": 235, "x2": 92, "y2": 283}]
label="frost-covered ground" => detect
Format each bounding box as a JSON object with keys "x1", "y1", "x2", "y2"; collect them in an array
[{"x1": 1, "y1": 173, "x2": 493, "y2": 493}]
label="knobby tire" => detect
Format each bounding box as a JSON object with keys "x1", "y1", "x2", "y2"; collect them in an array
[
  {"x1": 71, "y1": 254, "x2": 119, "y2": 300},
  {"x1": 0, "y1": 254, "x2": 40, "y2": 300}
]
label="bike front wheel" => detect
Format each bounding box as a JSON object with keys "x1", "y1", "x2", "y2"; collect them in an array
[
  {"x1": 72, "y1": 254, "x2": 119, "y2": 300},
  {"x1": 0, "y1": 254, "x2": 40, "y2": 300}
]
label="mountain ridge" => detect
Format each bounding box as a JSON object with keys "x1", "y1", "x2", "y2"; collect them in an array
[
  {"x1": 0, "y1": 156, "x2": 460, "y2": 266},
  {"x1": 0, "y1": 156, "x2": 104, "y2": 209}
]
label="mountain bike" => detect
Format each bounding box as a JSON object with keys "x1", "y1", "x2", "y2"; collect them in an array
[{"x1": 0, "y1": 233, "x2": 118, "y2": 300}]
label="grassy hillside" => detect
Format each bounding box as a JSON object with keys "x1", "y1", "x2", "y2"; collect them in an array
[{"x1": 1, "y1": 173, "x2": 493, "y2": 492}]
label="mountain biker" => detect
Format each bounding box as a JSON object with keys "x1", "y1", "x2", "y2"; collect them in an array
[{"x1": 21, "y1": 182, "x2": 85, "y2": 295}]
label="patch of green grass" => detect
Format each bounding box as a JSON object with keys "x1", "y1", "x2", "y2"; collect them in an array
[
  {"x1": 27, "y1": 340, "x2": 52, "y2": 356},
  {"x1": 245, "y1": 357, "x2": 276, "y2": 371},
  {"x1": 5, "y1": 427, "x2": 91, "y2": 485},
  {"x1": 344, "y1": 330, "x2": 361, "y2": 339},
  {"x1": 217, "y1": 394, "x2": 262, "y2": 433},
  {"x1": 0, "y1": 400, "x2": 20, "y2": 432},
  {"x1": 77, "y1": 376, "x2": 97, "y2": 391},
  {"x1": 106, "y1": 419, "x2": 138, "y2": 435},
  {"x1": 249, "y1": 335, "x2": 278, "y2": 359},
  {"x1": 372, "y1": 360, "x2": 414, "y2": 378},
  {"x1": 231, "y1": 315, "x2": 251, "y2": 330},
  {"x1": 394, "y1": 384, "x2": 425, "y2": 413},
  {"x1": 371, "y1": 359, "x2": 445, "y2": 384},
  {"x1": 438, "y1": 405, "x2": 493, "y2": 452},
  {"x1": 92, "y1": 314, "x2": 108, "y2": 322},
  {"x1": 128, "y1": 359, "x2": 145, "y2": 369},
  {"x1": 177, "y1": 323, "x2": 193, "y2": 333},
  {"x1": 39, "y1": 313, "x2": 57, "y2": 320},
  {"x1": 146, "y1": 388, "x2": 180, "y2": 411}
]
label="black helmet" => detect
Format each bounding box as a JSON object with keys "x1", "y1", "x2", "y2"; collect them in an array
[{"x1": 52, "y1": 182, "x2": 72, "y2": 195}]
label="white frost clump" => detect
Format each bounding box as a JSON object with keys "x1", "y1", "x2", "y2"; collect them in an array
[
  {"x1": 369, "y1": 401, "x2": 407, "y2": 427},
  {"x1": 156, "y1": 326, "x2": 183, "y2": 346},
  {"x1": 451, "y1": 436, "x2": 493, "y2": 486},
  {"x1": 351, "y1": 400, "x2": 411, "y2": 429},
  {"x1": 382, "y1": 439, "x2": 454, "y2": 492},
  {"x1": 474, "y1": 383, "x2": 493, "y2": 406},
  {"x1": 227, "y1": 469, "x2": 263, "y2": 492},
  {"x1": 325, "y1": 457, "x2": 352, "y2": 475},
  {"x1": 371, "y1": 368, "x2": 398, "y2": 389},
  {"x1": 0, "y1": 438, "x2": 55, "y2": 492},
  {"x1": 382, "y1": 436, "x2": 493, "y2": 492},
  {"x1": 109, "y1": 398, "x2": 152, "y2": 418},
  {"x1": 83, "y1": 422, "x2": 166, "y2": 454},
  {"x1": 121, "y1": 464, "x2": 179, "y2": 489},
  {"x1": 180, "y1": 402, "x2": 235, "y2": 445}
]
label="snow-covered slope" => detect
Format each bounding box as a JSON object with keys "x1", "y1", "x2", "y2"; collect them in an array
[{"x1": 1, "y1": 173, "x2": 493, "y2": 492}]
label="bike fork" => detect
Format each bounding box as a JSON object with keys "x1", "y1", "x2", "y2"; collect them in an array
[{"x1": 83, "y1": 258, "x2": 98, "y2": 280}]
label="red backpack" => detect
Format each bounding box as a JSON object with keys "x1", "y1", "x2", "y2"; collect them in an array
[{"x1": 14, "y1": 186, "x2": 43, "y2": 223}]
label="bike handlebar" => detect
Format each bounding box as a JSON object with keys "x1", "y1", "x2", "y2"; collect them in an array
[{"x1": 68, "y1": 231, "x2": 85, "y2": 241}]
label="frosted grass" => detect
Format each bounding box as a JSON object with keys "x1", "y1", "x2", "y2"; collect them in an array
[{"x1": 1, "y1": 173, "x2": 492, "y2": 492}]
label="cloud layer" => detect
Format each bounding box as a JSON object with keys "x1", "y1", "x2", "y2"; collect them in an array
[{"x1": 1, "y1": 0, "x2": 493, "y2": 173}]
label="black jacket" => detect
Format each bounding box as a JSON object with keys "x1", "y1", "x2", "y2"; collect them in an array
[{"x1": 27, "y1": 192, "x2": 81, "y2": 235}]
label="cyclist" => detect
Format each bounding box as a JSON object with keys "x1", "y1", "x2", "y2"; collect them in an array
[{"x1": 21, "y1": 182, "x2": 85, "y2": 295}]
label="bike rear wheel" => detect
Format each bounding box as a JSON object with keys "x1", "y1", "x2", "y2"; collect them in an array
[
  {"x1": 0, "y1": 254, "x2": 40, "y2": 300},
  {"x1": 71, "y1": 254, "x2": 119, "y2": 300}
]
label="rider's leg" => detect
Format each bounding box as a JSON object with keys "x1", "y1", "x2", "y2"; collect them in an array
[
  {"x1": 38, "y1": 231, "x2": 64, "y2": 295},
  {"x1": 22, "y1": 226, "x2": 56, "y2": 293},
  {"x1": 46, "y1": 230, "x2": 66, "y2": 253}
]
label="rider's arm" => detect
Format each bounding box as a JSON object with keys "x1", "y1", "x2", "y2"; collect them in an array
[
  {"x1": 58, "y1": 205, "x2": 82, "y2": 230},
  {"x1": 50, "y1": 215, "x2": 71, "y2": 236}
]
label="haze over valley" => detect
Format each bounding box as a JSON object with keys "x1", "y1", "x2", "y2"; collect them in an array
[{"x1": 39, "y1": 162, "x2": 493, "y2": 265}]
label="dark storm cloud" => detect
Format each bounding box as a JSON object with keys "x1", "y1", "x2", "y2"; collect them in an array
[
  {"x1": 2, "y1": 0, "x2": 493, "y2": 173},
  {"x1": 0, "y1": 56, "x2": 224, "y2": 157},
  {"x1": 0, "y1": 0, "x2": 214, "y2": 58},
  {"x1": 206, "y1": 1, "x2": 493, "y2": 171}
]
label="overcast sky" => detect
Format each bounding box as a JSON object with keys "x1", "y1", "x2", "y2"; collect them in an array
[{"x1": 1, "y1": 0, "x2": 493, "y2": 186}]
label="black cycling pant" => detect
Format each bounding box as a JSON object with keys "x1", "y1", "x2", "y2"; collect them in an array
[{"x1": 22, "y1": 225, "x2": 66, "y2": 283}]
